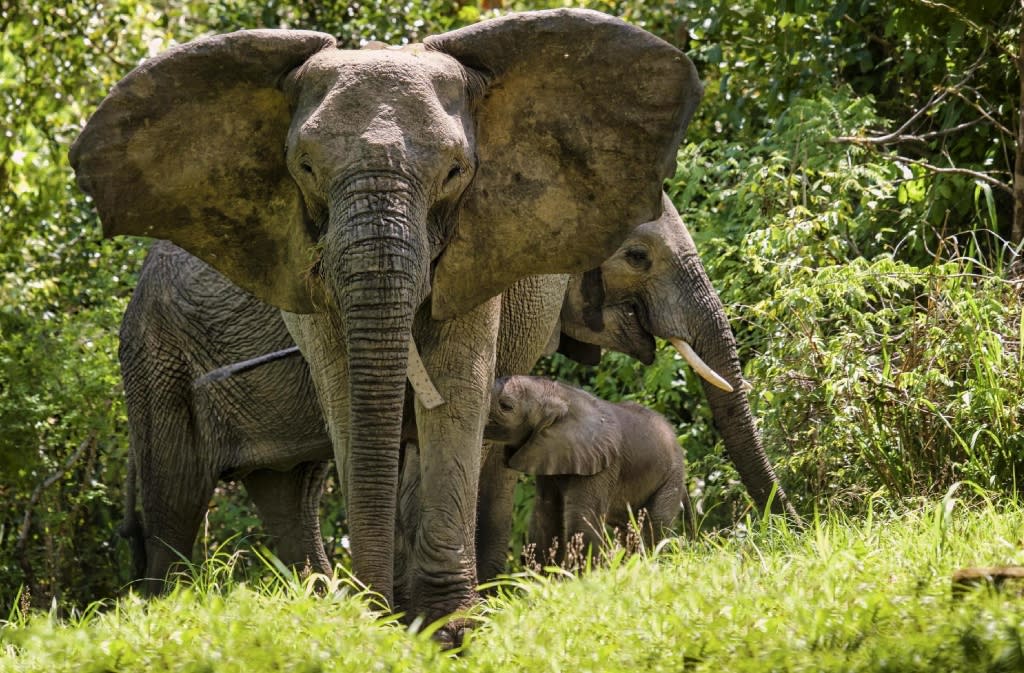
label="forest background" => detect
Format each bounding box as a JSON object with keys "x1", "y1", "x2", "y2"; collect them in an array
[{"x1": 1, "y1": 0, "x2": 1021, "y2": 611}]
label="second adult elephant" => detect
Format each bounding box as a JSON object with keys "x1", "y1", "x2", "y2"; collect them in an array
[
  {"x1": 71, "y1": 8, "x2": 701, "y2": 631},
  {"x1": 116, "y1": 240, "x2": 568, "y2": 593},
  {"x1": 473, "y1": 195, "x2": 799, "y2": 581}
]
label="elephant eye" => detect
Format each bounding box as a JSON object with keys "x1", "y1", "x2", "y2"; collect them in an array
[
  {"x1": 498, "y1": 398, "x2": 514, "y2": 413},
  {"x1": 444, "y1": 163, "x2": 464, "y2": 186},
  {"x1": 623, "y1": 247, "x2": 650, "y2": 270},
  {"x1": 299, "y1": 159, "x2": 314, "y2": 176}
]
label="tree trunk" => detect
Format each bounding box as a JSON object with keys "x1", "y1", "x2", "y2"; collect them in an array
[{"x1": 1013, "y1": 13, "x2": 1024, "y2": 251}]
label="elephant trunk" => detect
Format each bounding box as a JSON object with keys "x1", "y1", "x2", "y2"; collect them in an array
[
  {"x1": 666, "y1": 256, "x2": 799, "y2": 521},
  {"x1": 322, "y1": 176, "x2": 428, "y2": 605}
]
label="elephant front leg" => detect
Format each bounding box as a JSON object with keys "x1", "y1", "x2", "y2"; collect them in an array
[
  {"x1": 526, "y1": 479, "x2": 564, "y2": 568},
  {"x1": 475, "y1": 442, "x2": 520, "y2": 584},
  {"x1": 409, "y1": 295, "x2": 501, "y2": 633},
  {"x1": 562, "y1": 474, "x2": 615, "y2": 565}
]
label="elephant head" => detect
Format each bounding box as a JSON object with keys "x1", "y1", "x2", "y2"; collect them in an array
[
  {"x1": 486, "y1": 375, "x2": 620, "y2": 476},
  {"x1": 70, "y1": 10, "x2": 702, "y2": 612},
  {"x1": 560, "y1": 196, "x2": 797, "y2": 517}
]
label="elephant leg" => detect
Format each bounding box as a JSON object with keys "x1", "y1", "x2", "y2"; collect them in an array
[
  {"x1": 640, "y1": 479, "x2": 685, "y2": 549},
  {"x1": 409, "y1": 295, "x2": 501, "y2": 625},
  {"x1": 243, "y1": 462, "x2": 332, "y2": 575},
  {"x1": 281, "y1": 313, "x2": 355, "y2": 561},
  {"x1": 394, "y1": 439, "x2": 421, "y2": 614},
  {"x1": 478, "y1": 274, "x2": 569, "y2": 582},
  {"x1": 137, "y1": 437, "x2": 216, "y2": 595},
  {"x1": 526, "y1": 480, "x2": 563, "y2": 568},
  {"x1": 562, "y1": 504, "x2": 607, "y2": 564},
  {"x1": 562, "y1": 476, "x2": 614, "y2": 564},
  {"x1": 475, "y1": 442, "x2": 519, "y2": 584}
]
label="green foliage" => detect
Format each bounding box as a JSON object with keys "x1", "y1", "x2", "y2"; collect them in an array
[
  {"x1": 751, "y1": 257, "x2": 1023, "y2": 506},
  {"x1": 5, "y1": 496, "x2": 1024, "y2": 671},
  {"x1": 0, "y1": 0, "x2": 167, "y2": 610}
]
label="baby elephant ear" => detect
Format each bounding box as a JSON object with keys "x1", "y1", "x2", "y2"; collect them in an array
[
  {"x1": 508, "y1": 383, "x2": 621, "y2": 476},
  {"x1": 425, "y1": 8, "x2": 702, "y2": 319},
  {"x1": 70, "y1": 29, "x2": 337, "y2": 313}
]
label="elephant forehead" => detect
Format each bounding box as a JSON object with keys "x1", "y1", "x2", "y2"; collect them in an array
[
  {"x1": 506, "y1": 375, "x2": 546, "y2": 400},
  {"x1": 303, "y1": 47, "x2": 467, "y2": 102},
  {"x1": 628, "y1": 203, "x2": 695, "y2": 258}
]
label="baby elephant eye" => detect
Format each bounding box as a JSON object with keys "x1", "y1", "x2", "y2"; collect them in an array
[{"x1": 498, "y1": 398, "x2": 514, "y2": 412}]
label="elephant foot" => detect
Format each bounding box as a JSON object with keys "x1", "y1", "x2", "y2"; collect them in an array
[{"x1": 434, "y1": 617, "x2": 474, "y2": 652}]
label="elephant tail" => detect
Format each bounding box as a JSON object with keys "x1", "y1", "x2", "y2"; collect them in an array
[{"x1": 118, "y1": 446, "x2": 147, "y2": 581}]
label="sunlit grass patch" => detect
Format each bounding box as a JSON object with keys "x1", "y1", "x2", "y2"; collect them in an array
[
  {"x1": 461, "y1": 491, "x2": 1024, "y2": 672},
  {"x1": 4, "y1": 493, "x2": 1024, "y2": 672}
]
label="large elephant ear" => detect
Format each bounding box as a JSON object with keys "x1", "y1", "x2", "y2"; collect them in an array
[
  {"x1": 424, "y1": 8, "x2": 702, "y2": 319},
  {"x1": 69, "y1": 29, "x2": 337, "y2": 313},
  {"x1": 508, "y1": 383, "x2": 621, "y2": 477}
]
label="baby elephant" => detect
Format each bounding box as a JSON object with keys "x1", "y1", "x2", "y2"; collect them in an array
[{"x1": 485, "y1": 375, "x2": 690, "y2": 562}]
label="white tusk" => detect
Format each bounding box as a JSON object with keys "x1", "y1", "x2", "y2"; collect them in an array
[
  {"x1": 407, "y1": 340, "x2": 445, "y2": 409},
  {"x1": 669, "y1": 338, "x2": 734, "y2": 393}
]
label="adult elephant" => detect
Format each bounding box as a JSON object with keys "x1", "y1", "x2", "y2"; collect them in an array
[
  {"x1": 116, "y1": 240, "x2": 334, "y2": 589},
  {"x1": 114, "y1": 240, "x2": 568, "y2": 594},
  {"x1": 69, "y1": 9, "x2": 701, "y2": 633}
]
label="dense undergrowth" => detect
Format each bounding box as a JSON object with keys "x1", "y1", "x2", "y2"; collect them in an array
[{"x1": 4, "y1": 493, "x2": 1024, "y2": 672}]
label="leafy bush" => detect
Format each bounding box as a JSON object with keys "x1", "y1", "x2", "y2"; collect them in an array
[{"x1": 751, "y1": 257, "x2": 1023, "y2": 507}]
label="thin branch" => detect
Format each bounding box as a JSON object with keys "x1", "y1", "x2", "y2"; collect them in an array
[
  {"x1": 948, "y1": 88, "x2": 1015, "y2": 138},
  {"x1": 912, "y1": 0, "x2": 1016, "y2": 59},
  {"x1": 913, "y1": 117, "x2": 988, "y2": 140},
  {"x1": 855, "y1": 88, "x2": 950, "y2": 145},
  {"x1": 841, "y1": 14, "x2": 893, "y2": 52},
  {"x1": 890, "y1": 155, "x2": 1014, "y2": 195},
  {"x1": 913, "y1": 0, "x2": 984, "y2": 34},
  {"x1": 832, "y1": 116, "x2": 984, "y2": 146},
  {"x1": 15, "y1": 428, "x2": 100, "y2": 578}
]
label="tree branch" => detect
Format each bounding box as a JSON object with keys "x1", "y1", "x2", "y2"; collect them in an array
[
  {"x1": 15, "y1": 428, "x2": 100, "y2": 582},
  {"x1": 890, "y1": 155, "x2": 1014, "y2": 196},
  {"x1": 948, "y1": 88, "x2": 1015, "y2": 138},
  {"x1": 1012, "y1": 3, "x2": 1024, "y2": 245}
]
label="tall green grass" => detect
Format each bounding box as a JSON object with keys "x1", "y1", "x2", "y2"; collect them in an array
[{"x1": 4, "y1": 491, "x2": 1024, "y2": 672}]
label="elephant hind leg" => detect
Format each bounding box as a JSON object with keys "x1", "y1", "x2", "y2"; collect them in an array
[
  {"x1": 641, "y1": 479, "x2": 687, "y2": 547},
  {"x1": 138, "y1": 474, "x2": 216, "y2": 596},
  {"x1": 133, "y1": 414, "x2": 217, "y2": 595},
  {"x1": 243, "y1": 462, "x2": 332, "y2": 576}
]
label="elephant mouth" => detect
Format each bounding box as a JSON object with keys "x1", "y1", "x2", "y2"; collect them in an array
[
  {"x1": 620, "y1": 303, "x2": 733, "y2": 391},
  {"x1": 499, "y1": 441, "x2": 528, "y2": 468},
  {"x1": 617, "y1": 301, "x2": 657, "y2": 365}
]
